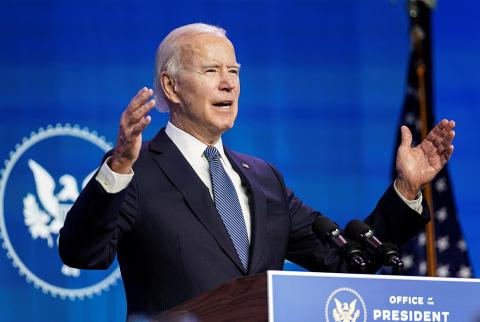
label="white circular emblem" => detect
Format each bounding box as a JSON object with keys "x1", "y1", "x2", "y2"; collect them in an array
[
  {"x1": 325, "y1": 287, "x2": 367, "y2": 322},
  {"x1": 0, "y1": 124, "x2": 121, "y2": 300}
]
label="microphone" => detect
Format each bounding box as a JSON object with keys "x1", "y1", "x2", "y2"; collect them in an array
[
  {"x1": 312, "y1": 217, "x2": 366, "y2": 272},
  {"x1": 345, "y1": 220, "x2": 404, "y2": 272}
]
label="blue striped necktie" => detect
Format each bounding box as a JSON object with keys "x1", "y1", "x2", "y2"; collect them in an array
[{"x1": 204, "y1": 146, "x2": 250, "y2": 271}]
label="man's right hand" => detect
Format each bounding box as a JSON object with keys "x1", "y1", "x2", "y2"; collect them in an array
[{"x1": 110, "y1": 87, "x2": 156, "y2": 174}]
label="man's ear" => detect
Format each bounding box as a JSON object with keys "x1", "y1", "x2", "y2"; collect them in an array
[{"x1": 161, "y1": 72, "x2": 180, "y2": 104}]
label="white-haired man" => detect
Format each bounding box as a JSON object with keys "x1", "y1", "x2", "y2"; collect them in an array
[{"x1": 59, "y1": 23, "x2": 456, "y2": 319}]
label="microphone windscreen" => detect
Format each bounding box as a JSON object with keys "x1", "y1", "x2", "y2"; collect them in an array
[
  {"x1": 312, "y1": 216, "x2": 338, "y2": 238},
  {"x1": 345, "y1": 219, "x2": 369, "y2": 240}
]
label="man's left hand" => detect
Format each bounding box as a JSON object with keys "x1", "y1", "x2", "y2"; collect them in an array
[{"x1": 395, "y1": 119, "x2": 455, "y2": 200}]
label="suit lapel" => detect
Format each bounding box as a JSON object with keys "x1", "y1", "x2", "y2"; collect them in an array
[
  {"x1": 225, "y1": 148, "x2": 268, "y2": 274},
  {"x1": 149, "y1": 129, "x2": 245, "y2": 272}
]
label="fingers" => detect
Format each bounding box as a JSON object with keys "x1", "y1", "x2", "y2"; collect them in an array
[
  {"x1": 131, "y1": 115, "x2": 152, "y2": 136},
  {"x1": 429, "y1": 120, "x2": 455, "y2": 166},
  {"x1": 442, "y1": 145, "x2": 454, "y2": 163},
  {"x1": 438, "y1": 119, "x2": 455, "y2": 130},
  {"x1": 434, "y1": 144, "x2": 454, "y2": 170},
  {"x1": 129, "y1": 98, "x2": 156, "y2": 126},
  {"x1": 400, "y1": 125, "x2": 413, "y2": 148},
  {"x1": 111, "y1": 88, "x2": 155, "y2": 173},
  {"x1": 433, "y1": 119, "x2": 455, "y2": 137},
  {"x1": 123, "y1": 87, "x2": 155, "y2": 126},
  {"x1": 119, "y1": 88, "x2": 155, "y2": 146},
  {"x1": 425, "y1": 119, "x2": 456, "y2": 149},
  {"x1": 128, "y1": 87, "x2": 154, "y2": 113},
  {"x1": 430, "y1": 118, "x2": 455, "y2": 146},
  {"x1": 431, "y1": 129, "x2": 455, "y2": 152}
]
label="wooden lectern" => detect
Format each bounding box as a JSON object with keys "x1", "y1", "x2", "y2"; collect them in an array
[{"x1": 155, "y1": 273, "x2": 268, "y2": 322}]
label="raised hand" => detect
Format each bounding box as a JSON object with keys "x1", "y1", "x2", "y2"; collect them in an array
[
  {"x1": 395, "y1": 119, "x2": 455, "y2": 200},
  {"x1": 110, "y1": 87, "x2": 156, "y2": 174}
]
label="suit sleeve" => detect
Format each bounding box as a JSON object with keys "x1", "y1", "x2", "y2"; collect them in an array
[
  {"x1": 58, "y1": 153, "x2": 138, "y2": 269},
  {"x1": 267, "y1": 164, "x2": 430, "y2": 273}
]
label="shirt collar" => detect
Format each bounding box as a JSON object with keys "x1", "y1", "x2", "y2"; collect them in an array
[{"x1": 165, "y1": 121, "x2": 226, "y2": 164}]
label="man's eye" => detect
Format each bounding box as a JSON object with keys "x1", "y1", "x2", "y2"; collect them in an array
[
  {"x1": 205, "y1": 69, "x2": 217, "y2": 73},
  {"x1": 229, "y1": 69, "x2": 239, "y2": 75}
]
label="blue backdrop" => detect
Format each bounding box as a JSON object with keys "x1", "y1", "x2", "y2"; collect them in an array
[{"x1": 1, "y1": 0, "x2": 478, "y2": 321}]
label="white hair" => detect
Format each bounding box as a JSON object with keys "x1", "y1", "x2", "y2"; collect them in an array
[{"x1": 153, "y1": 23, "x2": 227, "y2": 113}]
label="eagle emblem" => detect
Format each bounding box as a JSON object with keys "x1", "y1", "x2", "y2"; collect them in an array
[
  {"x1": 332, "y1": 298, "x2": 361, "y2": 322},
  {"x1": 23, "y1": 159, "x2": 96, "y2": 277}
]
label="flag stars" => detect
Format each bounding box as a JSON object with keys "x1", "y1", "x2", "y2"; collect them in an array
[
  {"x1": 405, "y1": 112, "x2": 416, "y2": 125},
  {"x1": 401, "y1": 255, "x2": 414, "y2": 269},
  {"x1": 434, "y1": 178, "x2": 447, "y2": 193},
  {"x1": 457, "y1": 265, "x2": 472, "y2": 278},
  {"x1": 435, "y1": 207, "x2": 448, "y2": 223},
  {"x1": 406, "y1": 87, "x2": 419, "y2": 99},
  {"x1": 419, "y1": 261, "x2": 427, "y2": 275},
  {"x1": 436, "y1": 236, "x2": 450, "y2": 252},
  {"x1": 457, "y1": 239, "x2": 467, "y2": 252},
  {"x1": 436, "y1": 264, "x2": 450, "y2": 277},
  {"x1": 417, "y1": 232, "x2": 426, "y2": 246}
]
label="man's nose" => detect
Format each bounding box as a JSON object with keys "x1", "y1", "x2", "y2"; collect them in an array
[{"x1": 219, "y1": 70, "x2": 235, "y2": 91}]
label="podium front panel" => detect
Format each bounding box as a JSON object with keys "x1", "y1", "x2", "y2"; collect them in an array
[{"x1": 268, "y1": 271, "x2": 480, "y2": 322}]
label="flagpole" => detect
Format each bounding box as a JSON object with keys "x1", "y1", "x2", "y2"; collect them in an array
[{"x1": 409, "y1": 0, "x2": 437, "y2": 277}]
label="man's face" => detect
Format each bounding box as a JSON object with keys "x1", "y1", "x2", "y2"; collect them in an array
[{"x1": 170, "y1": 33, "x2": 240, "y2": 143}]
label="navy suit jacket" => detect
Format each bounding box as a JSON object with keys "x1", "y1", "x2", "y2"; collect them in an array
[{"x1": 59, "y1": 128, "x2": 429, "y2": 318}]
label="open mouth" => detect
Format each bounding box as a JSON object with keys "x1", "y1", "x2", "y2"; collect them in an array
[{"x1": 212, "y1": 101, "x2": 233, "y2": 109}]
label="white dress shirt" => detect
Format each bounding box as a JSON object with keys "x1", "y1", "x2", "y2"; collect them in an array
[{"x1": 95, "y1": 122, "x2": 423, "y2": 239}]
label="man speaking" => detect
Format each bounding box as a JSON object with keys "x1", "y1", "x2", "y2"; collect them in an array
[{"x1": 59, "y1": 23, "x2": 456, "y2": 319}]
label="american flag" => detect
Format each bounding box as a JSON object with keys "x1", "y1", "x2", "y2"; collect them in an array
[{"x1": 391, "y1": 0, "x2": 473, "y2": 278}]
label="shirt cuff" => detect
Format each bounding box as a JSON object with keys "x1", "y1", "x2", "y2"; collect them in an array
[
  {"x1": 95, "y1": 156, "x2": 134, "y2": 193},
  {"x1": 393, "y1": 179, "x2": 423, "y2": 214}
]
